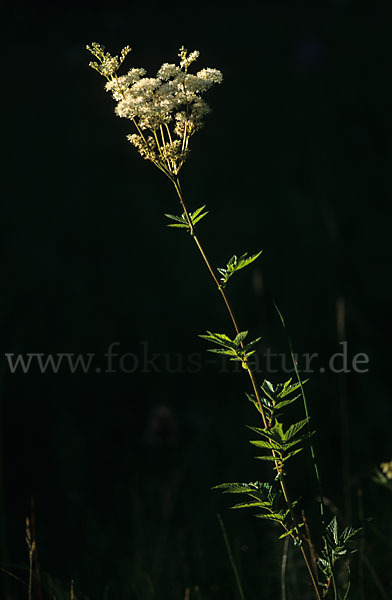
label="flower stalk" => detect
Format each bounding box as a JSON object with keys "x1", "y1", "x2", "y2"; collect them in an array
[{"x1": 85, "y1": 41, "x2": 366, "y2": 600}]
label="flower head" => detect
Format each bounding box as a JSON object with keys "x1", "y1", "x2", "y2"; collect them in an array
[{"x1": 87, "y1": 42, "x2": 222, "y2": 176}]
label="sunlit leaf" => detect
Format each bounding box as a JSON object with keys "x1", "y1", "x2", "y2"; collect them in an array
[
  {"x1": 277, "y1": 379, "x2": 308, "y2": 399},
  {"x1": 249, "y1": 439, "x2": 282, "y2": 451},
  {"x1": 218, "y1": 251, "x2": 262, "y2": 287},
  {"x1": 284, "y1": 418, "x2": 310, "y2": 442},
  {"x1": 234, "y1": 331, "x2": 248, "y2": 346},
  {"x1": 212, "y1": 482, "x2": 258, "y2": 494},
  {"x1": 255, "y1": 513, "x2": 285, "y2": 522},
  {"x1": 231, "y1": 501, "x2": 271, "y2": 510},
  {"x1": 165, "y1": 205, "x2": 208, "y2": 230},
  {"x1": 274, "y1": 396, "x2": 301, "y2": 410},
  {"x1": 282, "y1": 448, "x2": 304, "y2": 462}
]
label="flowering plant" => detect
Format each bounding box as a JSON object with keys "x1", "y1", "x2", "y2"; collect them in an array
[{"x1": 87, "y1": 42, "x2": 360, "y2": 599}]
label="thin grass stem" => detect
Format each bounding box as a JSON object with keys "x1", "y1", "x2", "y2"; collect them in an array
[
  {"x1": 281, "y1": 536, "x2": 289, "y2": 600},
  {"x1": 217, "y1": 514, "x2": 245, "y2": 600},
  {"x1": 273, "y1": 301, "x2": 325, "y2": 527},
  {"x1": 336, "y1": 297, "x2": 352, "y2": 521}
]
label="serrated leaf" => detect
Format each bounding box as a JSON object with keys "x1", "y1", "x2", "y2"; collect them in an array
[
  {"x1": 212, "y1": 482, "x2": 258, "y2": 494},
  {"x1": 199, "y1": 331, "x2": 235, "y2": 348},
  {"x1": 234, "y1": 331, "x2": 248, "y2": 346},
  {"x1": 236, "y1": 251, "x2": 263, "y2": 270},
  {"x1": 254, "y1": 455, "x2": 282, "y2": 462},
  {"x1": 274, "y1": 395, "x2": 301, "y2": 410},
  {"x1": 231, "y1": 501, "x2": 271, "y2": 510},
  {"x1": 260, "y1": 397, "x2": 273, "y2": 409},
  {"x1": 190, "y1": 205, "x2": 206, "y2": 220},
  {"x1": 281, "y1": 378, "x2": 293, "y2": 391},
  {"x1": 164, "y1": 212, "x2": 186, "y2": 223},
  {"x1": 334, "y1": 547, "x2": 348, "y2": 557},
  {"x1": 261, "y1": 380, "x2": 276, "y2": 402},
  {"x1": 246, "y1": 393, "x2": 271, "y2": 416},
  {"x1": 190, "y1": 205, "x2": 208, "y2": 226},
  {"x1": 218, "y1": 251, "x2": 263, "y2": 286},
  {"x1": 247, "y1": 422, "x2": 285, "y2": 444},
  {"x1": 254, "y1": 482, "x2": 273, "y2": 495},
  {"x1": 255, "y1": 512, "x2": 285, "y2": 522},
  {"x1": 277, "y1": 380, "x2": 308, "y2": 399},
  {"x1": 326, "y1": 517, "x2": 339, "y2": 546},
  {"x1": 207, "y1": 348, "x2": 236, "y2": 356},
  {"x1": 340, "y1": 526, "x2": 361, "y2": 545},
  {"x1": 318, "y1": 557, "x2": 329, "y2": 568},
  {"x1": 249, "y1": 439, "x2": 282, "y2": 451},
  {"x1": 165, "y1": 206, "x2": 208, "y2": 230},
  {"x1": 282, "y1": 447, "x2": 304, "y2": 462},
  {"x1": 200, "y1": 330, "x2": 255, "y2": 366},
  {"x1": 270, "y1": 420, "x2": 285, "y2": 441},
  {"x1": 283, "y1": 431, "x2": 315, "y2": 451},
  {"x1": 279, "y1": 529, "x2": 293, "y2": 539},
  {"x1": 192, "y1": 212, "x2": 208, "y2": 225},
  {"x1": 246, "y1": 425, "x2": 271, "y2": 439},
  {"x1": 284, "y1": 418, "x2": 310, "y2": 441},
  {"x1": 279, "y1": 523, "x2": 304, "y2": 539},
  {"x1": 243, "y1": 337, "x2": 262, "y2": 352}
]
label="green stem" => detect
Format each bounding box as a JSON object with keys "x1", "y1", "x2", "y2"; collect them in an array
[
  {"x1": 301, "y1": 546, "x2": 322, "y2": 600},
  {"x1": 331, "y1": 572, "x2": 338, "y2": 600},
  {"x1": 217, "y1": 514, "x2": 246, "y2": 600},
  {"x1": 170, "y1": 175, "x2": 321, "y2": 600},
  {"x1": 274, "y1": 302, "x2": 325, "y2": 527},
  {"x1": 281, "y1": 536, "x2": 289, "y2": 600}
]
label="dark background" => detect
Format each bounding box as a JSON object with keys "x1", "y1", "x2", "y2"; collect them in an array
[{"x1": 2, "y1": 1, "x2": 392, "y2": 598}]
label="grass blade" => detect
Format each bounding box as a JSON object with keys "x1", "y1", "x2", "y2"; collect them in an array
[
  {"x1": 217, "y1": 514, "x2": 246, "y2": 600},
  {"x1": 273, "y1": 301, "x2": 325, "y2": 527}
]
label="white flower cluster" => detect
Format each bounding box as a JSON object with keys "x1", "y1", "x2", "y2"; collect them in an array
[
  {"x1": 87, "y1": 43, "x2": 222, "y2": 176},
  {"x1": 87, "y1": 42, "x2": 131, "y2": 79}
]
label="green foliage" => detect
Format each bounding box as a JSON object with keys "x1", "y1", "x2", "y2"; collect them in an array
[
  {"x1": 86, "y1": 38, "x2": 376, "y2": 600},
  {"x1": 248, "y1": 416, "x2": 313, "y2": 467},
  {"x1": 217, "y1": 252, "x2": 262, "y2": 288},
  {"x1": 246, "y1": 380, "x2": 312, "y2": 472},
  {"x1": 199, "y1": 330, "x2": 261, "y2": 366},
  {"x1": 213, "y1": 481, "x2": 289, "y2": 525},
  {"x1": 214, "y1": 378, "x2": 314, "y2": 542},
  {"x1": 317, "y1": 516, "x2": 361, "y2": 596},
  {"x1": 247, "y1": 378, "x2": 306, "y2": 419},
  {"x1": 165, "y1": 205, "x2": 208, "y2": 230},
  {"x1": 212, "y1": 482, "x2": 305, "y2": 542}
]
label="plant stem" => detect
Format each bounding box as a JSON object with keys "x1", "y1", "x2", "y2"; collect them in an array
[
  {"x1": 301, "y1": 546, "x2": 322, "y2": 600},
  {"x1": 281, "y1": 536, "x2": 289, "y2": 600},
  {"x1": 336, "y1": 297, "x2": 351, "y2": 522},
  {"x1": 218, "y1": 514, "x2": 246, "y2": 600},
  {"x1": 170, "y1": 175, "x2": 322, "y2": 600},
  {"x1": 331, "y1": 572, "x2": 338, "y2": 600},
  {"x1": 274, "y1": 301, "x2": 325, "y2": 528}
]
